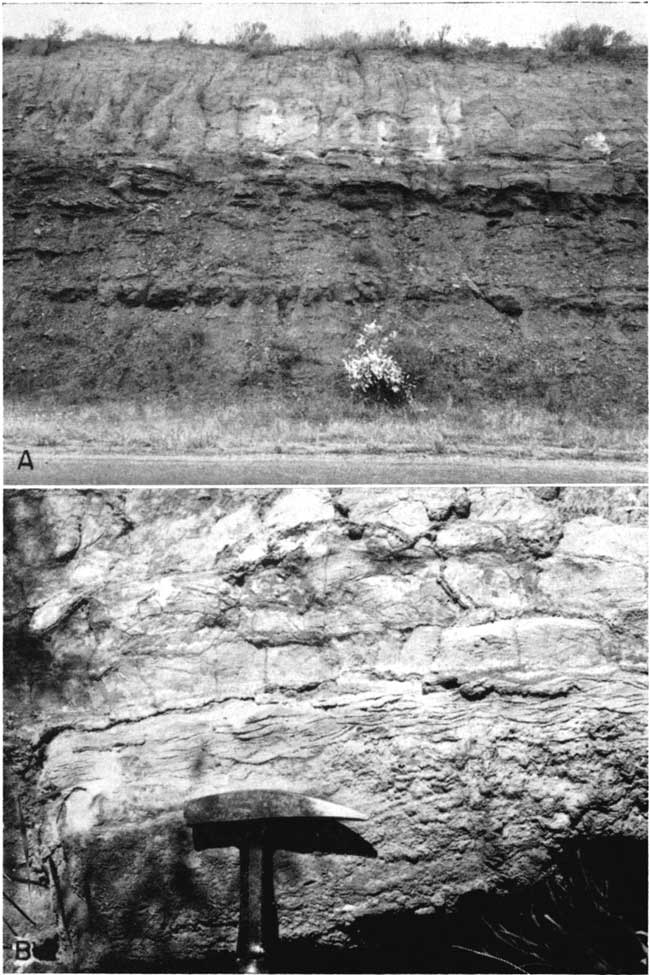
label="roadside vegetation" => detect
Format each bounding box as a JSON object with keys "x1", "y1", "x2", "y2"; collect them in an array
[
  {"x1": 343, "y1": 321, "x2": 415, "y2": 408},
  {"x1": 3, "y1": 19, "x2": 644, "y2": 60},
  {"x1": 4, "y1": 395, "x2": 646, "y2": 459}
]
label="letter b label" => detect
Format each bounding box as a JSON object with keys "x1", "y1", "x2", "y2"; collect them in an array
[{"x1": 15, "y1": 940, "x2": 33, "y2": 960}]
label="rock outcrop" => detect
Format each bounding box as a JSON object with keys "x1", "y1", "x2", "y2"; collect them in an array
[
  {"x1": 4, "y1": 486, "x2": 647, "y2": 970},
  {"x1": 3, "y1": 44, "x2": 647, "y2": 410}
]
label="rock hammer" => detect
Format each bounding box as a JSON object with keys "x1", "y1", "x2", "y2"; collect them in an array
[{"x1": 184, "y1": 788, "x2": 368, "y2": 973}]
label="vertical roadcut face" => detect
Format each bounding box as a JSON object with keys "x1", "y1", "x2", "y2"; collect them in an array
[
  {"x1": 3, "y1": 45, "x2": 647, "y2": 410},
  {"x1": 3, "y1": 487, "x2": 647, "y2": 971}
]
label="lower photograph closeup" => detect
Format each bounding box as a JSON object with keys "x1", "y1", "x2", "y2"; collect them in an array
[{"x1": 3, "y1": 486, "x2": 648, "y2": 973}]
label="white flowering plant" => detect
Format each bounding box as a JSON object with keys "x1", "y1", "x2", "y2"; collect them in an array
[{"x1": 342, "y1": 321, "x2": 414, "y2": 406}]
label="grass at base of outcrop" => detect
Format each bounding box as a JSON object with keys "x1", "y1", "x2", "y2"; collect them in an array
[{"x1": 5, "y1": 394, "x2": 647, "y2": 460}]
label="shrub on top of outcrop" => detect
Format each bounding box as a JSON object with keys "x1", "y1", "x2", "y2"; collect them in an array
[
  {"x1": 44, "y1": 18, "x2": 70, "y2": 49},
  {"x1": 304, "y1": 20, "x2": 465, "y2": 57},
  {"x1": 606, "y1": 30, "x2": 638, "y2": 59},
  {"x1": 5, "y1": 17, "x2": 72, "y2": 55},
  {"x1": 370, "y1": 20, "x2": 415, "y2": 49},
  {"x1": 177, "y1": 20, "x2": 196, "y2": 45},
  {"x1": 545, "y1": 22, "x2": 635, "y2": 57},
  {"x1": 547, "y1": 23, "x2": 583, "y2": 52},
  {"x1": 581, "y1": 23, "x2": 618, "y2": 54},
  {"x1": 305, "y1": 24, "x2": 510, "y2": 59},
  {"x1": 421, "y1": 24, "x2": 454, "y2": 57},
  {"x1": 305, "y1": 21, "x2": 414, "y2": 52},
  {"x1": 459, "y1": 35, "x2": 493, "y2": 56},
  {"x1": 233, "y1": 21, "x2": 277, "y2": 55},
  {"x1": 343, "y1": 321, "x2": 414, "y2": 407},
  {"x1": 305, "y1": 30, "x2": 364, "y2": 54}
]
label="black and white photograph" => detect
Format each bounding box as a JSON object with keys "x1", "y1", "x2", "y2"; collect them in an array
[
  {"x1": 2, "y1": 4, "x2": 648, "y2": 974},
  {"x1": 2, "y1": 1, "x2": 647, "y2": 485},
  {"x1": 3, "y1": 486, "x2": 648, "y2": 972}
]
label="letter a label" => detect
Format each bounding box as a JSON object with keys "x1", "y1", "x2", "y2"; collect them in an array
[{"x1": 17, "y1": 450, "x2": 33, "y2": 470}]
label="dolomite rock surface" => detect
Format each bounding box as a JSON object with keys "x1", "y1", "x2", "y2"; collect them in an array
[
  {"x1": 3, "y1": 486, "x2": 647, "y2": 971},
  {"x1": 3, "y1": 45, "x2": 647, "y2": 410}
]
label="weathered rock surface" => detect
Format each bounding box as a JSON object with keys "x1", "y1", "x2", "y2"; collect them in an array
[
  {"x1": 3, "y1": 486, "x2": 647, "y2": 970},
  {"x1": 3, "y1": 45, "x2": 647, "y2": 410}
]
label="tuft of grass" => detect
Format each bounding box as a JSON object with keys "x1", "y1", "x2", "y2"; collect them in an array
[
  {"x1": 3, "y1": 394, "x2": 646, "y2": 460},
  {"x1": 451, "y1": 839, "x2": 648, "y2": 974}
]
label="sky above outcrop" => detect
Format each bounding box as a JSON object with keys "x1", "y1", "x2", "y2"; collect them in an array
[{"x1": 3, "y1": 1, "x2": 647, "y2": 45}]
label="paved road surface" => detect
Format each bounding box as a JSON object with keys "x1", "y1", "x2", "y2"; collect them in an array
[{"x1": 5, "y1": 450, "x2": 647, "y2": 485}]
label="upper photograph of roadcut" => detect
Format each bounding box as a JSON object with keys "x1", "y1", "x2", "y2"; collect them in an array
[{"x1": 3, "y1": 2, "x2": 648, "y2": 485}]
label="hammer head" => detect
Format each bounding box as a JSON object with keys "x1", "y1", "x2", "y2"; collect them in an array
[{"x1": 184, "y1": 788, "x2": 367, "y2": 827}]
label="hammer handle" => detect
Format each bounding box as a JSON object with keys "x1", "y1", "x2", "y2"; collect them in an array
[{"x1": 237, "y1": 840, "x2": 268, "y2": 973}]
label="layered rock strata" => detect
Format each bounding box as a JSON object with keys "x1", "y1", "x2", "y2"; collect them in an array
[
  {"x1": 3, "y1": 45, "x2": 647, "y2": 408},
  {"x1": 3, "y1": 486, "x2": 647, "y2": 970}
]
